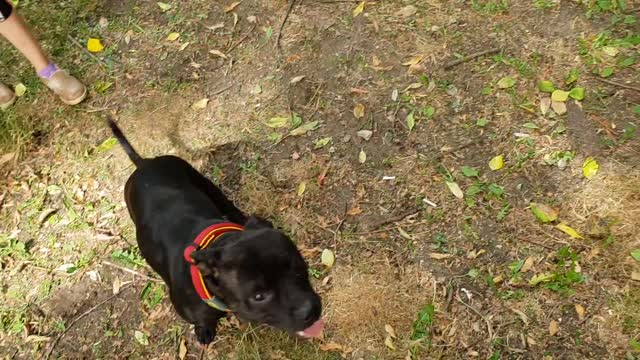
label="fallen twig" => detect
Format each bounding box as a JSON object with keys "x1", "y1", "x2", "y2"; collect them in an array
[
  {"x1": 365, "y1": 209, "x2": 419, "y2": 231},
  {"x1": 211, "y1": 84, "x2": 234, "y2": 96},
  {"x1": 102, "y1": 261, "x2": 162, "y2": 282},
  {"x1": 595, "y1": 77, "x2": 640, "y2": 93},
  {"x1": 444, "y1": 48, "x2": 501, "y2": 70},
  {"x1": 226, "y1": 24, "x2": 257, "y2": 54},
  {"x1": 276, "y1": 0, "x2": 297, "y2": 49},
  {"x1": 67, "y1": 35, "x2": 107, "y2": 68},
  {"x1": 44, "y1": 285, "x2": 133, "y2": 359},
  {"x1": 456, "y1": 294, "x2": 494, "y2": 341}
]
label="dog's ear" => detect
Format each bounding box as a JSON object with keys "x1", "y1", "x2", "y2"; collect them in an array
[
  {"x1": 190, "y1": 248, "x2": 223, "y2": 277},
  {"x1": 245, "y1": 215, "x2": 274, "y2": 229}
]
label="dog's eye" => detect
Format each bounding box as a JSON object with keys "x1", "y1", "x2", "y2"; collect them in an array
[{"x1": 251, "y1": 292, "x2": 270, "y2": 303}]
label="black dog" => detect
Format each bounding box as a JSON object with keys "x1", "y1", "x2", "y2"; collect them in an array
[{"x1": 107, "y1": 118, "x2": 323, "y2": 344}]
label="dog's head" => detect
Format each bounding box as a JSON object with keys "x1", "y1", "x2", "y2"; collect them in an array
[{"x1": 191, "y1": 216, "x2": 323, "y2": 337}]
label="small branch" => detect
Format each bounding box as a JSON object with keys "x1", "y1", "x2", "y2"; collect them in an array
[
  {"x1": 211, "y1": 84, "x2": 234, "y2": 96},
  {"x1": 444, "y1": 48, "x2": 501, "y2": 70},
  {"x1": 102, "y1": 261, "x2": 162, "y2": 282},
  {"x1": 365, "y1": 209, "x2": 419, "y2": 231},
  {"x1": 67, "y1": 35, "x2": 108, "y2": 68},
  {"x1": 456, "y1": 294, "x2": 494, "y2": 341},
  {"x1": 595, "y1": 77, "x2": 640, "y2": 93},
  {"x1": 276, "y1": 0, "x2": 297, "y2": 50},
  {"x1": 44, "y1": 285, "x2": 133, "y2": 359},
  {"x1": 226, "y1": 24, "x2": 257, "y2": 54}
]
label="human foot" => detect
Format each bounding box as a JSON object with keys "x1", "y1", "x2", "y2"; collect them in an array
[
  {"x1": 39, "y1": 63, "x2": 87, "y2": 105},
  {"x1": 0, "y1": 83, "x2": 16, "y2": 110}
]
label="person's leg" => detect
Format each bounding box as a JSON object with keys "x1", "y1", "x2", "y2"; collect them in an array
[
  {"x1": 0, "y1": 0, "x2": 86, "y2": 105},
  {"x1": 0, "y1": 2, "x2": 49, "y2": 72}
]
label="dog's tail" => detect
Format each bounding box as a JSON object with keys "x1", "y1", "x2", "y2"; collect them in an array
[{"x1": 106, "y1": 116, "x2": 143, "y2": 166}]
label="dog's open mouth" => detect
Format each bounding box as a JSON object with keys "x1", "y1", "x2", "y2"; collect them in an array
[{"x1": 296, "y1": 319, "x2": 324, "y2": 338}]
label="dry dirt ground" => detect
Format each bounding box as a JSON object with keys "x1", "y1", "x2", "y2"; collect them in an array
[{"x1": 1, "y1": 0, "x2": 639, "y2": 359}]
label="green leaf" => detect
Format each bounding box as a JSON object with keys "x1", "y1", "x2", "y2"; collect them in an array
[
  {"x1": 569, "y1": 87, "x2": 585, "y2": 100},
  {"x1": 529, "y1": 272, "x2": 555, "y2": 286},
  {"x1": 633, "y1": 105, "x2": 640, "y2": 115},
  {"x1": 631, "y1": 338, "x2": 640, "y2": 351},
  {"x1": 406, "y1": 111, "x2": 416, "y2": 131},
  {"x1": 422, "y1": 106, "x2": 435, "y2": 117},
  {"x1": 461, "y1": 166, "x2": 479, "y2": 177},
  {"x1": 134, "y1": 330, "x2": 149, "y2": 346},
  {"x1": 497, "y1": 76, "x2": 516, "y2": 89},
  {"x1": 599, "y1": 67, "x2": 614, "y2": 78},
  {"x1": 265, "y1": 26, "x2": 273, "y2": 39},
  {"x1": 618, "y1": 57, "x2": 635, "y2": 67},
  {"x1": 537, "y1": 80, "x2": 555, "y2": 93},
  {"x1": 523, "y1": 122, "x2": 539, "y2": 129},
  {"x1": 476, "y1": 118, "x2": 489, "y2": 127},
  {"x1": 313, "y1": 137, "x2": 332, "y2": 149},
  {"x1": 288, "y1": 121, "x2": 319, "y2": 136},
  {"x1": 96, "y1": 137, "x2": 118, "y2": 152},
  {"x1": 157, "y1": 2, "x2": 172, "y2": 12},
  {"x1": 631, "y1": 249, "x2": 640, "y2": 262},
  {"x1": 530, "y1": 202, "x2": 558, "y2": 223},
  {"x1": 551, "y1": 90, "x2": 569, "y2": 102},
  {"x1": 265, "y1": 117, "x2": 290, "y2": 128},
  {"x1": 565, "y1": 68, "x2": 579, "y2": 85},
  {"x1": 481, "y1": 86, "x2": 493, "y2": 95}
]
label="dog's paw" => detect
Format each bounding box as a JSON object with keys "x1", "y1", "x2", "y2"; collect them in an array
[{"x1": 195, "y1": 325, "x2": 215, "y2": 345}]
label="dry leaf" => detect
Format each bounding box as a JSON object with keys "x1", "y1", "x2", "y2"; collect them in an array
[
  {"x1": 384, "y1": 335, "x2": 396, "y2": 350},
  {"x1": 575, "y1": 304, "x2": 585, "y2": 320},
  {"x1": 403, "y1": 83, "x2": 423, "y2": 91},
  {"x1": 179, "y1": 42, "x2": 190, "y2": 51},
  {"x1": 290, "y1": 75, "x2": 305, "y2": 84},
  {"x1": 178, "y1": 338, "x2": 187, "y2": 359},
  {"x1": 385, "y1": 324, "x2": 397, "y2": 338},
  {"x1": 205, "y1": 22, "x2": 225, "y2": 31},
  {"x1": 157, "y1": 2, "x2": 172, "y2": 12},
  {"x1": 0, "y1": 152, "x2": 16, "y2": 165},
  {"x1": 350, "y1": 88, "x2": 368, "y2": 94},
  {"x1": 551, "y1": 101, "x2": 567, "y2": 115},
  {"x1": 356, "y1": 130, "x2": 373, "y2": 141},
  {"x1": 521, "y1": 256, "x2": 534, "y2": 273},
  {"x1": 631, "y1": 271, "x2": 640, "y2": 281},
  {"x1": 445, "y1": 181, "x2": 464, "y2": 199},
  {"x1": 191, "y1": 98, "x2": 210, "y2": 110},
  {"x1": 225, "y1": 1, "x2": 241, "y2": 12},
  {"x1": 402, "y1": 55, "x2": 424, "y2": 66},
  {"x1": 321, "y1": 249, "x2": 335, "y2": 268},
  {"x1": 112, "y1": 277, "x2": 122, "y2": 295},
  {"x1": 347, "y1": 207, "x2": 363, "y2": 216},
  {"x1": 395, "y1": 5, "x2": 417, "y2": 18},
  {"x1": 358, "y1": 149, "x2": 367, "y2": 164},
  {"x1": 548, "y1": 320, "x2": 560, "y2": 336},
  {"x1": 166, "y1": 32, "x2": 180, "y2": 41},
  {"x1": 319, "y1": 342, "x2": 343, "y2": 351},
  {"x1": 209, "y1": 49, "x2": 228, "y2": 59},
  {"x1": 530, "y1": 203, "x2": 558, "y2": 223},
  {"x1": 510, "y1": 308, "x2": 529, "y2": 326},
  {"x1": 540, "y1": 97, "x2": 551, "y2": 115},
  {"x1": 429, "y1": 253, "x2": 452, "y2": 260},
  {"x1": 353, "y1": 103, "x2": 365, "y2": 119}
]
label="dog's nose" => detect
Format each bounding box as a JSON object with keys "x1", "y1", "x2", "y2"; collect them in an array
[{"x1": 295, "y1": 300, "x2": 315, "y2": 323}]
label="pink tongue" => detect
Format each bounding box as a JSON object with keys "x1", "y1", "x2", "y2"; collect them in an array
[{"x1": 300, "y1": 319, "x2": 324, "y2": 338}]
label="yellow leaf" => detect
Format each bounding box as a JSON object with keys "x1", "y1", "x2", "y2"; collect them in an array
[
  {"x1": 445, "y1": 181, "x2": 464, "y2": 199},
  {"x1": 179, "y1": 42, "x2": 190, "y2": 51},
  {"x1": 548, "y1": 320, "x2": 560, "y2": 336},
  {"x1": 520, "y1": 256, "x2": 534, "y2": 273},
  {"x1": 529, "y1": 272, "x2": 554, "y2": 285},
  {"x1": 384, "y1": 335, "x2": 396, "y2": 350},
  {"x1": 191, "y1": 98, "x2": 209, "y2": 110},
  {"x1": 87, "y1": 38, "x2": 104, "y2": 53},
  {"x1": 575, "y1": 304, "x2": 585, "y2": 321},
  {"x1": 530, "y1": 202, "x2": 558, "y2": 223},
  {"x1": 429, "y1": 253, "x2": 452, "y2": 260},
  {"x1": 353, "y1": 103, "x2": 365, "y2": 119},
  {"x1": 555, "y1": 222, "x2": 583, "y2": 239},
  {"x1": 384, "y1": 324, "x2": 397, "y2": 338},
  {"x1": 551, "y1": 90, "x2": 569, "y2": 102},
  {"x1": 166, "y1": 32, "x2": 180, "y2": 41},
  {"x1": 178, "y1": 338, "x2": 187, "y2": 359},
  {"x1": 489, "y1": 155, "x2": 504, "y2": 171},
  {"x1": 14, "y1": 83, "x2": 26, "y2": 97},
  {"x1": 321, "y1": 249, "x2": 335, "y2": 268},
  {"x1": 402, "y1": 55, "x2": 424, "y2": 66},
  {"x1": 582, "y1": 157, "x2": 599, "y2": 179},
  {"x1": 297, "y1": 181, "x2": 306, "y2": 197},
  {"x1": 353, "y1": 1, "x2": 365, "y2": 17}
]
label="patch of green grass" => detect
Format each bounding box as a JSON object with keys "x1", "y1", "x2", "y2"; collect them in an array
[
  {"x1": 111, "y1": 248, "x2": 146, "y2": 268},
  {"x1": 409, "y1": 303, "x2": 435, "y2": 358},
  {"x1": 544, "y1": 246, "x2": 585, "y2": 295},
  {"x1": 141, "y1": 282, "x2": 166, "y2": 310},
  {"x1": 0, "y1": 305, "x2": 27, "y2": 334},
  {"x1": 533, "y1": 0, "x2": 558, "y2": 10},
  {"x1": 471, "y1": 0, "x2": 509, "y2": 14},
  {"x1": 0, "y1": 235, "x2": 29, "y2": 261}
]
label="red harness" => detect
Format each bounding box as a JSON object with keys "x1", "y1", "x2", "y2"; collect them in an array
[{"x1": 183, "y1": 222, "x2": 244, "y2": 312}]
